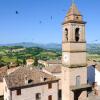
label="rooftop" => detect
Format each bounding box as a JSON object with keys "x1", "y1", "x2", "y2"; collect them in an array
[
  {"x1": 46, "y1": 60, "x2": 62, "y2": 64},
  {"x1": 67, "y1": 3, "x2": 81, "y2": 16},
  {"x1": 5, "y1": 67, "x2": 58, "y2": 89},
  {"x1": 44, "y1": 65, "x2": 61, "y2": 73},
  {"x1": 0, "y1": 67, "x2": 7, "y2": 82}
]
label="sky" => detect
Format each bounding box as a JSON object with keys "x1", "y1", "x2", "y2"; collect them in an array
[{"x1": 0, "y1": 0, "x2": 100, "y2": 44}]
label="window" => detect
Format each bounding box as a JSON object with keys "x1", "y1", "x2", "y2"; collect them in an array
[
  {"x1": 76, "y1": 76, "x2": 80, "y2": 87},
  {"x1": 48, "y1": 95, "x2": 52, "y2": 100},
  {"x1": 65, "y1": 28, "x2": 68, "y2": 41},
  {"x1": 28, "y1": 79, "x2": 33, "y2": 84},
  {"x1": 16, "y1": 89, "x2": 21, "y2": 95},
  {"x1": 75, "y1": 28, "x2": 80, "y2": 42},
  {"x1": 36, "y1": 93, "x2": 41, "y2": 100},
  {"x1": 76, "y1": 16, "x2": 79, "y2": 19},
  {"x1": 44, "y1": 77, "x2": 47, "y2": 81},
  {"x1": 58, "y1": 89, "x2": 62, "y2": 100},
  {"x1": 48, "y1": 83, "x2": 52, "y2": 89}
]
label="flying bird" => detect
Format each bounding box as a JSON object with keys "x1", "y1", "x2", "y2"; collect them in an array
[
  {"x1": 39, "y1": 21, "x2": 42, "y2": 24},
  {"x1": 16, "y1": 11, "x2": 19, "y2": 14},
  {"x1": 95, "y1": 40, "x2": 98, "y2": 41},
  {"x1": 51, "y1": 16, "x2": 53, "y2": 20}
]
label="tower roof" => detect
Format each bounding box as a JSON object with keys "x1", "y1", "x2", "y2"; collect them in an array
[
  {"x1": 62, "y1": 2, "x2": 86, "y2": 25},
  {"x1": 67, "y1": 3, "x2": 81, "y2": 16}
]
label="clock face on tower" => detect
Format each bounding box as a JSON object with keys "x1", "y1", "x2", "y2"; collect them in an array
[{"x1": 63, "y1": 54, "x2": 69, "y2": 63}]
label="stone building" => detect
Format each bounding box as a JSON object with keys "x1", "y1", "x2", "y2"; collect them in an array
[
  {"x1": 0, "y1": 67, "x2": 7, "y2": 98},
  {"x1": 4, "y1": 67, "x2": 59, "y2": 100},
  {"x1": 42, "y1": 66, "x2": 62, "y2": 99},
  {"x1": 87, "y1": 62, "x2": 100, "y2": 95},
  {"x1": 61, "y1": 2, "x2": 90, "y2": 100},
  {"x1": 0, "y1": 67, "x2": 19, "y2": 99},
  {"x1": 38, "y1": 60, "x2": 62, "y2": 67}
]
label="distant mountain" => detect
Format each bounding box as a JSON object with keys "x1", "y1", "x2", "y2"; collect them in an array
[
  {"x1": 0, "y1": 42, "x2": 100, "y2": 53},
  {"x1": 0, "y1": 42, "x2": 62, "y2": 50},
  {"x1": 0, "y1": 42, "x2": 38, "y2": 47},
  {"x1": 87, "y1": 43, "x2": 100, "y2": 54}
]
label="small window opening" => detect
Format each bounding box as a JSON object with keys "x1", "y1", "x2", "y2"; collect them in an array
[
  {"x1": 65, "y1": 28, "x2": 68, "y2": 41},
  {"x1": 58, "y1": 89, "x2": 62, "y2": 100},
  {"x1": 48, "y1": 83, "x2": 52, "y2": 89},
  {"x1": 48, "y1": 95, "x2": 52, "y2": 100},
  {"x1": 44, "y1": 77, "x2": 47, "y2": 81},
  {"x1": 76, "y1": 16, "x2": 79, "y2": 19},
  {"x1": 36, "y1": 93, "x2": 41, "y2": 100},
  {"x1": 75, "y1": 28, "x2": 80, "y2": 42},
  {"x1": 76, "y1": 75, "x2": 80, "y2": 87},
  {"x1": 16, "y1": 89, "x2": 21, "y2": 95},
  {"x1": 28, "y1": 79, "x2": 33, "y2": 84}
]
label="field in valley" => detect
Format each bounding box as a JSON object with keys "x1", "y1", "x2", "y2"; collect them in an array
[{"x1": 0, "y1": 43, "x2": 100, "y2": 67}]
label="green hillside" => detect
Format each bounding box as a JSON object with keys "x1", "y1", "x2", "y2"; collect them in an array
[
  {"x1": 0, "y1": 46, "x2": 61, "y2": 67},
  {"x1": 0, "y1": 44, "x2": 100, "y2": 67}
]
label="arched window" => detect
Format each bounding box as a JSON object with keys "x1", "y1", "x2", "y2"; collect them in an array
[
  {"x1": 65, "y1": 28, "x2": 68, "y2": 41},
  {"x1": 75, "y1": 28, "x2": 80, "y2": 42}
]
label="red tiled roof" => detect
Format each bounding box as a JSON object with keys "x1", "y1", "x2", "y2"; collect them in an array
[
  {"x1": 44, "y1": 65, "x2": 61, "y2": 73},
  {"x1": 5, "y1": 67, "x2": 58, "y2": 89},
  {"x1": 0, "y1": 67, "x2": 7, "y2": 82}
]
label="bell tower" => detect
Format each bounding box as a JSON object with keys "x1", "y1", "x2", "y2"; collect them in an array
[
  {"x1": 62, "y1": 3, "x2": 86, "y2": 66},
  {"x1": 62, "y1": 2, "x2": 89, "y2": 100}
]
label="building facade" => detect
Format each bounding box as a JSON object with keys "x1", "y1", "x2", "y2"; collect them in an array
[
  {"x1": 87, "y1": 62, "x2": 100, "y2": 95},
  {"x1": 4, "y1": 67, "x2": 59, "y2": 100},
  {"x1": 0, "y1": 67, "x2": 7, "y2": 98},
  {"x1": 61, "y1": 3, "x2": 89, "y2": 100}
]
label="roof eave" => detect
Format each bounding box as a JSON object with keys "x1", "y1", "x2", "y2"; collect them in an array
[{"x1": 9, "y1": 79, "x2": 59, "y2": 91}]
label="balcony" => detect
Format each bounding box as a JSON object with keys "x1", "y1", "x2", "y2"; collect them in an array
[{"x1": 70, "y1": 84, "x2": 91, "y2": 91}]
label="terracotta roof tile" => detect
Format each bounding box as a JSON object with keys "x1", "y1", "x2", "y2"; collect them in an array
[
  {"x1": 0, "y1": 67, "x2": 7, "y2": 82},
  {"x1": 44, "y1": 65, "x2": 61, "y2": 73},
  {"x1": 5, "y1": 67, "x2": 58, "y2": 89},
  {"x1": 46, "y1": 60, "x2": 62, "y2": 64},
  {"x1": 67, "y1": 3, "x2": 81, "y2": 16}
]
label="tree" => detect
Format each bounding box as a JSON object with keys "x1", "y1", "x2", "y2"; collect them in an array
[
  {"x1": 15, "y1": 57, "x2": 20, "y2": 66},
  {"x1": 23, "y1": 58, "x2": 26, "y2": 65},
  {"x1": 0, "y1": 55, "x2": 2, "y2": 61},
  {"x1": 33, "y1": 57, "x2": 38, "y2": 66},
  {"x1": 0, "y1": 61, "x2": 6, "y2": 67}
]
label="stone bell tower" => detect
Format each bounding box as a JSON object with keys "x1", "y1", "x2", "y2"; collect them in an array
[{"x1": 62, "y1": 2, "x2": 89, "y2": 100}]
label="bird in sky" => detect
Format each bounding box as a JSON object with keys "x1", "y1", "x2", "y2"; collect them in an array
[
  {"x1": 39, "y1": 21, "x2": 42, "y2": 24},
  {"x1": 51, "y1": 16, "x2": 53, "y2": 20},
  {"x1": 16, "y1": 11, "x2": 19, "y2": 14}
]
